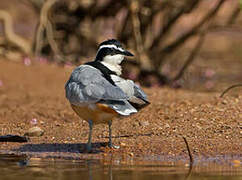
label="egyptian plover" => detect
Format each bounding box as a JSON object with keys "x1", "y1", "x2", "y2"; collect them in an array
[{"x1": 65, "y1": 39, "x2": 149, "y2": 152}]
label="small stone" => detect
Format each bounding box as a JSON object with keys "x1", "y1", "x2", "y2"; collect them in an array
[
  {"x1": 24, "y1": 126, "x2": 44, "y2": 137},
  {"x1": 55, "y1": 123, "x2": 61, "y2": 126},
  {"x1": 120, "y1": 142, "x2": 126, "y2": 147},
  {"x1": 222, "y1": 100, "x2": 227, "y2": 105},
  {"x1": 164, "y1": 123, "x2": 170, "y2": 128},
  {"x1": 139, "y1": 121, "x2": 149, "y2": 127}
]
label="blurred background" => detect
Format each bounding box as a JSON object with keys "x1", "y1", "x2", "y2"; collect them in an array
[{"x1": 0, "y1": 0, "x2": 241, "y2": 91}]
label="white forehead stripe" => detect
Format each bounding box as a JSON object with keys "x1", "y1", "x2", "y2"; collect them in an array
[{"x1": 97, "y1": 44, "x2": 125, "y2": 53}]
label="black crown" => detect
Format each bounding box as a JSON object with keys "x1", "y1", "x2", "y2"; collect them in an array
[{"x1": 98, "y1": 39, "x2": 122, "y2": 48}]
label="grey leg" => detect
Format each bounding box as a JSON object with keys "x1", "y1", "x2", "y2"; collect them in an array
[
  {"x1": 87, "y1": 120, "x2": 93, "y2": 152},
  {"x1": 108, "y1": 120, "x2": 119, "y2": 149}
]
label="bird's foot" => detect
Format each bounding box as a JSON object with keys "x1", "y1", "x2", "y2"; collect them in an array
[{"x1": 108, "y1": 143, "x2": 120, "y2": 149}]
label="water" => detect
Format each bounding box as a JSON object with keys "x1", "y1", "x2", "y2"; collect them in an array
[{"x1": 0, "y1": 154, "x2": 241, "y2": 180}]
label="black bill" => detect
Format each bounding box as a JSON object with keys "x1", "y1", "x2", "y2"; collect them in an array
[{"x1": 122, "y1": 50, "x2": 134, "y2": 56}]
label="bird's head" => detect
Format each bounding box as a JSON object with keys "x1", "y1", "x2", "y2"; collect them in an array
[{"x1": 95, "y1": 39, "x2": 133, "y2": 65}]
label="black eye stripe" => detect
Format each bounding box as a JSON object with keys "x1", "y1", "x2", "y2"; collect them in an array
[{"x1": 95, "y1": 46, "x2": 124, "y2": 61}]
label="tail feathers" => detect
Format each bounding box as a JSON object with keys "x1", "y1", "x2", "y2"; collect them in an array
[
  {"x1": 128, "y1": 96, "x2": 150, "y2": 111},
  {"x1": 128, "y1": 101, "x2": 150, "y2": 111},
  {"x1": 98, "y1": 100, "x2": 137, "y2": 116},
  {"x1": 133, "y1": 84, "x2": 150, "y2": 104}
]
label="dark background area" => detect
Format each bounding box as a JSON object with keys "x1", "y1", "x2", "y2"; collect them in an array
[{"x1": 0, "y1": 0, "x2": 241, "y2": 91}]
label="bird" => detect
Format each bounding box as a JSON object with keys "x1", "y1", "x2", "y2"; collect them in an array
[{"x1": 65, "y1": 39, "x2": 150, "y2": 152}]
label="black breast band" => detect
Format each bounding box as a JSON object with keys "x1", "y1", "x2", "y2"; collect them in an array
[{"x1": 85, "y1": 61, "x2": 117, "y2": 86}]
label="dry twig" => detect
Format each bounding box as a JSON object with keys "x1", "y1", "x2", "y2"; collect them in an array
[
  {"x1": 35, "y1": 0, "x2": 60, "y2": 58},
  {"x1": 158, "y1": 0, "x2": 226, "y2": 69},
  {"x1": 0, "y1": 10, "x2": 32, "y2": 55},
  {"x1": 130, "y1": 0, "x2": 152, "y2": 71},
  {"x1": 183, "y1": 136, "x2": 194, "y2": 165},
  {"x1": 173, "y1": 31, "x2": 206, "y2": 81},
  {"x1": 220, "y1": 84, "x2": 242, "y2": 98}
]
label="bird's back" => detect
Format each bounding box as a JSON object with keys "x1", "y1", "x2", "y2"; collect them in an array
[{"x1": 65, "y1": 63, "x2": 149, "y2": 122}]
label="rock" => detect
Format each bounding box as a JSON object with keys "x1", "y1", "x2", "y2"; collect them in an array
[
  {"x1": 24, "y1": 127, "x2": 44, "y2": 137},
  {"x1": 120, "y1": 142, "x2": 126, "y2": 147},
  {"x1": 139, "y1": 121, "x2": 149, "y2": 127},
  {"x1": 164, "y1": 123, "x2": 170, "y2": 128},
  {"x1": 0, "y1": 135, "x2": 29, "y2": 142}
]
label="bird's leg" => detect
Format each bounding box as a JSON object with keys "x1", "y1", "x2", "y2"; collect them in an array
[
  {"x1": 108, "y1": 120, "x2": 119, "y2": 149},
  {"x1": 87, "y1": 120, "x2": 93, "y2": 152}
]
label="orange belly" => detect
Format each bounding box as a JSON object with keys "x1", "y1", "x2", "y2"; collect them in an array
[{"x1": 71, "y1": 103, "x2": 118, "y2": 124}]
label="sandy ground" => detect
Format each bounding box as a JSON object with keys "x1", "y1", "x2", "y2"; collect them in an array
[{"x1": 0, "y1": 60, "x2": 241, "y2": 162}]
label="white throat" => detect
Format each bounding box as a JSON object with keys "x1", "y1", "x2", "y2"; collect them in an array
[{"x1": 101, "y1": 54, "x2": 124, "y2": 76}]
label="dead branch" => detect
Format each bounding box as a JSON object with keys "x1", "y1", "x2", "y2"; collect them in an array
[
  {"x1": 220, "y1": 84, "x2": 242, "y2": 98},
  {"x1": 130, "y1": 0, "x2": 152, "y2": 70},
  {"x1": 158, "y1": 0, "x2": 226, "y2": 66},
  {"x1": 173, "y1": 31, "x2": 206, "y2": 81},
  {"x1": 89, "y1": 1, "x2": 126, "y2": 20},
  {"x1": 0, "y1": 10, "x2": 32, "y2": 55},
  {"x1": 227, "y1": 5, "x2": 241, "y2": 25},
  {"x1": 115, "y1": 10, "x2": 127, "y2": 38},
  {"x1": 35, "y1": 0, "x2": 60, "y2": 58},
  {"x1": 171, "y1": 0, "x2": 227, "y2": 82},
  {"x1": 183, "y1": 136, "x2": 194, "y2": 165},
  {"x1": 151, "y1": 0, "x2": 199, "y2": 50}
]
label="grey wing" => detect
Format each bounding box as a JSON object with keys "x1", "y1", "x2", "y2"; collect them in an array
[{"x1": 65, "y1": 65, "x2": 128, "y2": 105}]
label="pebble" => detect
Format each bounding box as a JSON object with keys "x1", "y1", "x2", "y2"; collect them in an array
[
  {"x1": 164, "y1": 123, "x2": 170, "y2": 128},
  {"x1": 139, "y1": 121, "x2": 149, "y2": 127},
  {"x1": 222, "y1": 100, "x2": 227, "y2": 105},
  {"x1": 24, "y1": 126, "x2": 44, "y2": 137},
  {"x1": 120, "y1": 142, "x2": 126, "y2": 147}
]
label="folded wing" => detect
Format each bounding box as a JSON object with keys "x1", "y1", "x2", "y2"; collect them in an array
[
  {"x1": 65, "y1": 65, "x2": 128, "y2": 104},
  {"x1": 110, "y1": 75, "x2": 150, "y2": 110},
  {"x1": 65, "y1": 65, "x2": 138, "y2": 115}
]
